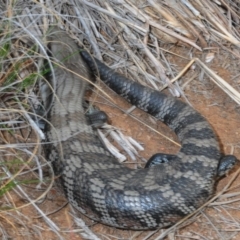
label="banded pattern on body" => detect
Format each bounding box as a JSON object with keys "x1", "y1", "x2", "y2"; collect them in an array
[{"x1": 46, "y1": 27, "x2": 221, "y2": 230}]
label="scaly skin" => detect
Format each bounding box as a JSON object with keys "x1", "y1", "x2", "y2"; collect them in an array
[{"x1": 46, "y1": 27, "x2": 221, "y2": 230}]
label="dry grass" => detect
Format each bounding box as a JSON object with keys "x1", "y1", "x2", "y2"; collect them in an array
[{"x1": 1, "y1": 0, "x2": 240, "y2": 239}]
